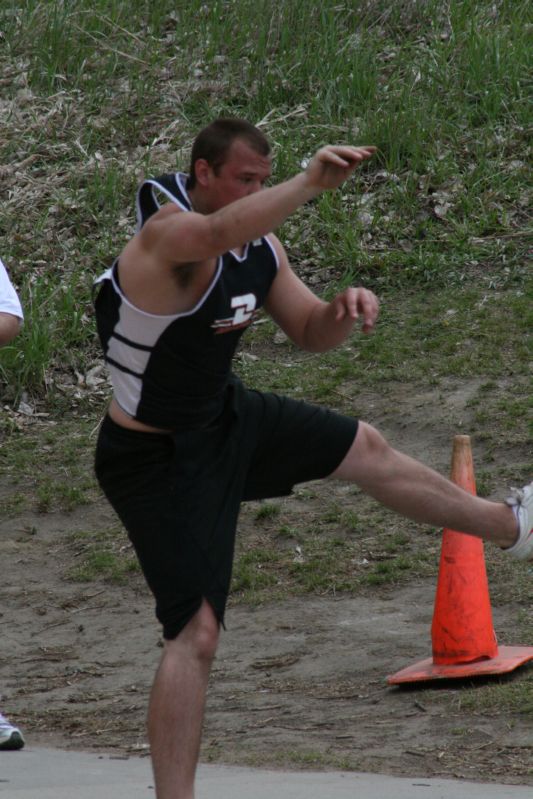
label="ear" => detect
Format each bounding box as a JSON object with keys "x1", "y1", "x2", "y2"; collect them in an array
[{"x1": 194, "y1": 158, "x2": 212, "y2": 188}]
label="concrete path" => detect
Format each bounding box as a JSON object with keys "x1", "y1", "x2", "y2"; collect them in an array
[{"x1": 0, "y1": 747, "x2": 531, "y2": 798}]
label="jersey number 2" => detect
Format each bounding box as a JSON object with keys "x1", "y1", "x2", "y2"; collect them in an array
[{"x1": 231, "y1": 294, "x2": 257, "y2": 326}]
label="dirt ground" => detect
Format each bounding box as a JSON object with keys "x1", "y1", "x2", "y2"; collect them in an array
[{"x1": 1, "y1": 378, "x2": 532, "y2": 786}]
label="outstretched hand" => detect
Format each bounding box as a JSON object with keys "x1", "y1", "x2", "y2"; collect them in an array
[
  {"x1": 305, "y1": 145, "x2": 376, "y2": 191},
  {"x1": 331, "y1": 287, "x2": 379, "y2": 333}
]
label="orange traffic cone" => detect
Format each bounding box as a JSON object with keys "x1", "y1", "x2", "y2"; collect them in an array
[{"x1": 388, "y1": 435, "x2": 533, "y2": 684}]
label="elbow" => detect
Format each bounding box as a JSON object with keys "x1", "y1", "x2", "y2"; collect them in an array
[
  {"x1": 300, "y1": 306, "x2": 334, "y2": 353},
  {"x1": 0, "y1": 315, "x2": 21, "y2": 346},
  {"x1": 305, "y1": 338, "x2": 333, "y2": 354},
  {"x1": 297, "y1": 332, "x2": 333, "y2": 354}
]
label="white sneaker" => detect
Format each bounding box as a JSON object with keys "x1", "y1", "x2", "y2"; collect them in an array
[
  {"x1": 505, "y1": 482, "x2": 533, "y2": 560},
  {"x1": 0, "y1": 713, "x2": 25, "y2": 750}
]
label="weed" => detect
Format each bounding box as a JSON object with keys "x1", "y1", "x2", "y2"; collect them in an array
[
  {"x1": 254, "y1": 503, "x2": 281, "y2": 522},
  {"x1": 459, "y1": 676, "x2": 533, "y2": 716},
  {"x1": 67, "y1": 528, "x2": 140, "y2": 584},
  {"x1": 275, "y1": 524, "x2": 300, "y2": 541},
  {"x1": 231, "y1": 548, "x2": 280, "y2": 597},
  {"x1": 362, "y1": 556, "x2": 417, "y2": 587},
  {"x1": 0, "y1": 493, "x2": 26, "y2": 517},
  {"x1": 36, "y1": 479, "x2": 90, "y2": 513}
]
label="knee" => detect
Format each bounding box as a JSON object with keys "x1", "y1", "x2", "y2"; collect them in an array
[
  {"x1": 179, "y1": 600, "x2": 220, "y2": 663},
  {"x1": 331, "y1": 421, "x2": 391, "y2": 482},
  {"x1": 355, "y1": 422, "x2": 390, "y2": 459}
]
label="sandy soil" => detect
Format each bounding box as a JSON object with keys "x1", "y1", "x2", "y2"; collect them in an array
[{"x1": 1, "y1": 379, "x2": 532, "y2": 785}]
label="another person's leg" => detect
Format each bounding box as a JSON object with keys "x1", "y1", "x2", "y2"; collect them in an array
[
  {"x1": 331, "y1": 421, "x2": 530, "y2": 552},
  {"x1": 148, "y1": 599, "x2": 219, "y2": 799}
]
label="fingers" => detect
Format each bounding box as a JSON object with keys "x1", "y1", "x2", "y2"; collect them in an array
[
  {"x1": 359, "y1": 288, "x2": 379, "y2": 332},
  {"x1": 319, "y1": 145, "x2": 377, "y2": 168},
  {"x1": 306, "y1": 144, "x2": 377, "y2": 191},
  {"x1": 334, "y1": 288, "x2": 379, "y2": 332}
]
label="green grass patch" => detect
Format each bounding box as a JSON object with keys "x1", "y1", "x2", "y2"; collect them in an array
[
  {"x1": 0, "y1": 418, "x2": 100, "y2": 511},
  {"x1": 237, "y1": 284, "x2": 531, "y2": 441},
  {"x1": 231, "y1": 502, "x2": 437, "y2": 605},
  {"x1": 254, "y1": 502, "x2": 282, "y2": 522},
  {"x1": 36, "y1": 478, "x2": 91, "y2": 513},
  {"x1": 67, "y1": 528, "x2": 140, "y2": 584},
  {"x1": 458, "y1": 674, "x2": 533, "y2": 716},
  {"x1": 0, "y1": 492, "x2": 26, "y2": 517}
]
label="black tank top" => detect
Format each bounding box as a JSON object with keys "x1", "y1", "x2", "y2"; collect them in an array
[{"x1": 94, "y1": 173, "x2": 279, "y2": 430}]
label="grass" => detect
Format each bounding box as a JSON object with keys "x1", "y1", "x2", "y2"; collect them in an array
[
  {"x1": 231, "y1": 493, "x2": 439, "y2": 605},
  {"x1": 0, "y1": 0, "x2": 531, "y2": 400},
  {"x1": 0, "y1": 417, "x2": 100, "y2": 513},
  {"x1": 66, "y1": 527, "x2": 140, "y2": 584},
  {"x1": 458, "y1": 673, "x2": 533, "y2": 716},
  {"x1": 36, "y1": 478, "x2": 91, "y2": 513},
  {"x1": 240, "y1": 285, "x2": 531, "y2": 384}
]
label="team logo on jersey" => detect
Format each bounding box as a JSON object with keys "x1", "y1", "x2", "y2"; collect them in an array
[{"x1": 212, "y1": 293, "x2": 258, "y2": 334}]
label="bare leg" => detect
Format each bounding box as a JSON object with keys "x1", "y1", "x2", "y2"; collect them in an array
[
  {"x1": 331, "y1": 422, "x2": 518, "y2": 549},
  {"x1": 148, "y1": 599, "x2": 219, "y2": 799}
]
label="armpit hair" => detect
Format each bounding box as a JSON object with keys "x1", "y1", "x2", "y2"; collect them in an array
[{"x1": 172, "y1": 262, "x2": 197, "y2": 289}]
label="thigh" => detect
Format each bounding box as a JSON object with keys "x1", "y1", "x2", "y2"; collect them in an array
[
  {"x1": 95, "y1": 416, "x2": 242, "y2": 639},
  {"x1": 242, "y1": 389, "x2": 358, "y2": 500},
  {"x1": 95, "y1": 418, "x2": 183, "y2": 599}
]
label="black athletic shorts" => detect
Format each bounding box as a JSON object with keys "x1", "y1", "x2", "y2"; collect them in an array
[{"x1": 94, "y1": 377, "x2": 358, "y2": 640}]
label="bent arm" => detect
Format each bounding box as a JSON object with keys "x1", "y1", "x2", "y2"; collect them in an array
[
  {"x1": 0, "y1": 312, "x2": 22, "y2": 346},
  {"x1": 265, "y1": 237, "x2": 378, "y2": 353},
  {"x1": 141, "y1": 145, "x2": 376, "y2": 265}
]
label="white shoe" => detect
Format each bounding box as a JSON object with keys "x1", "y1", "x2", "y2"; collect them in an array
[
  {"x1": 505, "y1": 482, "x2": 533, "y2": 560},
  {"x1": 0, "y1": 713, "x2": 25, "y2": 750}
]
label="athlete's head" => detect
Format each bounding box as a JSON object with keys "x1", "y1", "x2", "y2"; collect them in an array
[{"x1": 187, "y1": 118, "x2": 271, "y2": 191}]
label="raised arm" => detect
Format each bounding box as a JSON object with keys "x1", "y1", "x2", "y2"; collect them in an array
[{"x1": 139, "y1": 145, "x2": 376, "y2": 265}]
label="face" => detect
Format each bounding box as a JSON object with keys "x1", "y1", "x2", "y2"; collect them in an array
[{"x1": 198, "y1": 138, "x2": 272, "y2": 212}]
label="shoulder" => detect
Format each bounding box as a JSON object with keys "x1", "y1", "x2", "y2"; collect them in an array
[
  {"x1": 136, "y1": 172, "x2": 191, "y2": 229},
  {"x1": 146, "y1": 202, "x2": 185, "y2": 224},
  {"x1": 265, "y1": 233, "x2": 287, "y2": 260},
  {"x1": 138, "y1": 203, "x2": 187, "y2": 246},
  {"x1": 127, "y1": 202, "x2": 216, "y2": 268},
  {"x1": 264, "y1": 233, "x2": 289, "y2": 266}
]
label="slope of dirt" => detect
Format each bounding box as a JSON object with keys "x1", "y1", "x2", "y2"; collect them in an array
[{"x1": 1, "y1": 380, "x2": 532, "y2": 785}]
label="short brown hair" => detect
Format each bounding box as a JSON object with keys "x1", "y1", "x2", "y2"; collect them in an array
[{"x1": 187, "y1": 118, "x2": 270, "y2": 189}]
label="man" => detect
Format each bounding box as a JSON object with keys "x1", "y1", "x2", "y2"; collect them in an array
[
  {"x1": 93, "y1": 118, "x2": 532, "y2": 799},
  {"x1": 0, "y1": 257, "x2": 25, "y2": 751}
]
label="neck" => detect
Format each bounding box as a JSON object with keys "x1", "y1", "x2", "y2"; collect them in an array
[{"x1": 187, "y1": 187, "x2": 210, "y2": 215}]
